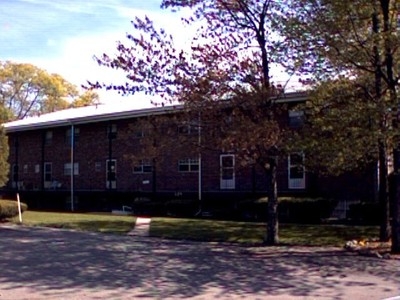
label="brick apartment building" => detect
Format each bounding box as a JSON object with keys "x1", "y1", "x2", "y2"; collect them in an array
[{"x1": 2, "y1": 92, "x2": 375, "y2": 212}]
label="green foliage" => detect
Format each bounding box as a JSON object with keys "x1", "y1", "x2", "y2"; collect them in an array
[
  {"x1": 289, "y1": 77, "x2": 383, "y2": 175},
  {"x1": 0, "y1": 199, "x2": 27, "y2": 220},
  {"x1": 0, "y1": 126, "x2": 8, "y2": 187},
  {"x1": 150, "y1": 217, "x2": 378, "y2": 246},
  {"x1": 0, "y1": 61, "x2": 100, "y2": 121},
  {"x1": 12, "y1": 211, "x2": 134, "y2": 234}
]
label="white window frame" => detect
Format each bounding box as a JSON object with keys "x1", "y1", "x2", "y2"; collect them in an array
[
  {"x1": 45, "y1": 130, "x2": 53, "y2": 145},
  {"x1": 66, "y1": 127, "x2": 80, "y2": 144},
  {"x1": 106, "y1": 159, "x2": 117, "y2": 189},
  {"x1": 220, "y1": 154, "x2": 235, "y2": 190},
  {"x1": 178, "y1": 158, "x2": 199, "y2": 172},
  {"x1": 133, "y1": 159, "x2": 153, "y2": 173},
  {"x1": 178, "y1": 120, "x2": 200, "y2": 135},
  {"x1": 107, "y1": 124, "x2": 117, "y2": 139},
  {"x1": 44, "y1": 162, "x2": 52, "y2": 182},
  {"x1": 64, "y1": 162, "x2": 79, "y2": 175},
  {"x1": 288, "y1": 153, "x2": 306, "y2": 189},
  {"x1": 288, "y1": 110, "x2": 304, "y2": 128}
]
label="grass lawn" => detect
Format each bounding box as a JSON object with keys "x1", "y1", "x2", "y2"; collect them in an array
[
  {"x1": 9, "y1": 211, "x2": 379, "y2": 247},
  {"x1": 150, "y1": 217, "x2": 379, "y2": 246},
  {"x1": 10, "y1": 211, "x2": 136, "y2": 234}
]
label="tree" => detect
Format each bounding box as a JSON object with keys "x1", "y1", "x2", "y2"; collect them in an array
[
  {"x1": 71, "y1": 90, "x2": 100, "y2": 108},
  {"x1": 0, "y1": 114, "x2": 9, "y2": 186},
  {"x1": 280, "y1": 0, "x2": 400, "y2": 250},
  {"x1": 0, "y1": 61, "x2": 99, "y2": 121},
  {"x1": 89, "y1": 0, "x2": 292, "y2": 244}
]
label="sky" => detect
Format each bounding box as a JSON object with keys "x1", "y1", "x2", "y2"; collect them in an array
[
  {"x1": 0, "y1": 0, "x2": 193, "y2": 104},
  {"x1": 0, "y1": 0, "x2": 297, "y2": 106}
]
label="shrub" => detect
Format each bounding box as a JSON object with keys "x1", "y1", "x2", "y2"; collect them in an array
[
  {"x1": 0, "y1": 199, "x2": 28, "y2": 220},
  {"x1": 237, "y1": 197, "x2": 337, "y2": 223}
]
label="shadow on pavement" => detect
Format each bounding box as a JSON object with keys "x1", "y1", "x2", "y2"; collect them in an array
[{"x1": 0, "y1": 225, "x2": 399, "y2": 299}]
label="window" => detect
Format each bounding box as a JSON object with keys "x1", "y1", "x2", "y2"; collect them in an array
[
  {"x1": 178, "y1": 121, "x2": 200, "y2": 135},
  {"x1": 178, "y1": 158, "x2": 199, "y2": 172},
  {"x1": 35, "y1": 164, "x2": 40, "y2": 173},
  {"x1": 134, "y1": 129, "x2": 145, "y2": 138},
  {"x1": 220, "y1": 154, "x2": 235, "y2": 189},
  {"x1": 133, "y1": 159, "x2": 153, "y2": 173},
  {"x1": 107, "y1": 124, "x2": 117, "y2": 139},
  {"x1": 288, "y1": 110, "x2": 304, "y2": 128},
  {"x1": 44, "y1": 162, "x2": 52, "y2": 182},
  {"x1": 95, "y1": 162, "x2": 101, "y2": 172},
  {"x1": 66, "y1": 127, "x2": 80, "y2": 145},
  {"x1": 106, "y1": 159, "x2": 117, "y2": 189},
  {"x1": 23, "y1": 164, "x2": 28, "y2": 174},
  {"x1": 64, "y1": 163, "x2": 79, "y2": 175},
  {"x1": 44, "y1": 130, "x2": 53, "y2": 145},
  {"x1": 288, "y1": 153, "x2": 305, "y2": 189}
]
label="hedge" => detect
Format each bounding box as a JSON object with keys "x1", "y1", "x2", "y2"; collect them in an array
[{"x1": 0, "y1": 199, "x2": 28, "y2": 220}]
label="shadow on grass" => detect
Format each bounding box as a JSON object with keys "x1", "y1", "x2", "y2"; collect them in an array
[
  {"x1": 31, "y1": 220, "x2": 135, "y2": 234},
  {"x1": 0, "y1": 225, "x2": 398, "y2": 299},
  {"x1": 149, "y1": 218, "x2": 379, "y2": 246}
]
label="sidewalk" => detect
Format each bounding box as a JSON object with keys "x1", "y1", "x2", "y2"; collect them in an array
[{"x1": 127, "y1": 217, "x2": 151, "y2": 236}]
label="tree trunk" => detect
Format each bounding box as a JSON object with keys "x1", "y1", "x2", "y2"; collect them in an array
[
  {"x1": 391, "y1": 171, "x2": 400, "y2": 253},
  {"x1": 378, "y1": 141, "x2": 391, "y2": 241},
  {"x1": 265, "y1": 156, "x2": 278, "y2": 245}
]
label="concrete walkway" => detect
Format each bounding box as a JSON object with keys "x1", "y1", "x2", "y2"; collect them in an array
[{"x1": 128, "y1": 217, "x2": 151, "y2": 236}]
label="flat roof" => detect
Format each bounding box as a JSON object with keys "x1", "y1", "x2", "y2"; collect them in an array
[{"x1": 3, "y1": 92, "x2": 307, "y2": 133}]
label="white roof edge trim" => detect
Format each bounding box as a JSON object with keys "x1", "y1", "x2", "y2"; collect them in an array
[{"x1": 4, "y1": 92, "x2": 307, "y2": 133}]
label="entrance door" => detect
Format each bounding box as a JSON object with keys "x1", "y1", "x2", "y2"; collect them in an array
[
  {"x1": 106, "y1": 159, "x2": 117, "y2": 189},
  {"x1": 220, "y1": 154, "x2": 235, "y2": 189}
]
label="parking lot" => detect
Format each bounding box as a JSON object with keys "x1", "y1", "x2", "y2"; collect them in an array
[{"x1": 0, "y1": 224, "x2": 399, "y2": 300}]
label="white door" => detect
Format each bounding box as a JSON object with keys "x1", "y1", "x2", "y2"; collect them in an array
[
  {"x1": 106, "y1": 159, "x2": 117, "y2": 189},
  {"x1": 220, "y1": 154, "x2": 235, "y2": 189}
]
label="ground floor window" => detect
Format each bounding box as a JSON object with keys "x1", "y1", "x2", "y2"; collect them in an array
[
  {"x1": 64, "y1": 162, "x2": 79, "y2": 175},
  {"x1": 220, "y1": 154, "x2": 235, "y2": 189},
  {"x1": 106, "y1": 159, "x2": 117, "y2": 189},
  {"x1": 288, "y1": 153, "x2": 305, "y2": 189},
  {"x1": 178, "y1": 158, "x2": 199, "y2": 172},
  {"x1": 133, "y1": 159, "x2": 153, "y2": 173}
]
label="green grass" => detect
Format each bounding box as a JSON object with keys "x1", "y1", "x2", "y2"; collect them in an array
[
  {"x1": 11, "y1": 211, "x2": 136, "y2": 234},
  {"x1": 150, "y1": 217, "x2": 379, "y2": 246},
  {"x1": 9, "y1": 211, "x2": 379, "y2": 246}
]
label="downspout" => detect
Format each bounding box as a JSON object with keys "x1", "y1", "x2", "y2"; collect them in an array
[
  {"x1": 41, "y1": 132, "x2": 45, "y2": 190},
  {"x1": 108, "y1": 123, "x2": 113, "y2": 190},
  {"x1": 14, "y1": 134, "x2": 19, "y2": 191},
  {"x1": 198, "y1": 112, "x2": 202, "y2": 206},
  {"x1": 70, "y1": 123, "x2": 74, "y2": 211}
]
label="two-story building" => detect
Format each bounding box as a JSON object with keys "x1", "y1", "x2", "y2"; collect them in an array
[{"x1": 2, "y1": 92, "x2": 375, "y2": 212}]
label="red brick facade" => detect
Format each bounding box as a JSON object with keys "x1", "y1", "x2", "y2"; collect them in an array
[{"x1": 3, "y1": 94, "x2": 375, "y2": 211}]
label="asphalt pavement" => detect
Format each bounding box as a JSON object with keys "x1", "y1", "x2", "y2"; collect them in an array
[{"x1": 0, "y1": 224, "x2": 399, "y2": 300}]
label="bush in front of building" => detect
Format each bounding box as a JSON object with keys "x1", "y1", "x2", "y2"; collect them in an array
[
  {"x1": 347, "y1": 202, "x2": 380, "y2": 225},
  {"x1": 0, "y1": 199, "x2": 28, "y2": 220},
  {"x1": 237, "y1": 197, "x2": 338, "y2": 223}
]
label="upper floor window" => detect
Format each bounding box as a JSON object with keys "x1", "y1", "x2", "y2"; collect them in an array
[
  {"x1": 288, "y1": 110, "x2": 304, "y2": 128},
  {"x1": 107, "y1": 124, "x2": 117, "y2": 139},
  {"x1": 44, "y1": 130, "x2": 53, "y2": 145},
  {"x1": 178, "y1": 158, "x2": 199, "y2": 172},
  {"x1": 66, "y1": 127, "x2": 80, "y2": 145},
  {"x1": 178, "y1": 121, "x2": 200, "y2": 135}
]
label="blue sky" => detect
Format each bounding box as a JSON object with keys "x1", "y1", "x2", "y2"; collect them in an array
[{"x1": 0, "y1": 0, "x2": 189, "y2": 102}]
